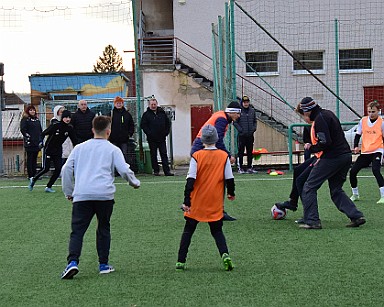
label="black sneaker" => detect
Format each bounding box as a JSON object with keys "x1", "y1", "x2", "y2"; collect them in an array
[
  {"x1": 223, "y1": 211, "x2": 237, "y2": 221},
  {"x1": 346, "y1": 217, "x2": 366, "y2": 228},
  {"x1": 275, "y1": 200, "x2": 298, "y2": 212},
  {"x1": 165, "y1": 172, "x2": 174, "y2": 176},
  {"x1": 295, "y1": 217, "x2": 305, "y2": 224},
  {"x1": 153, "y1": 172, "x2": 160, "y2": 176},
  {"x1": 299, "y1": 223, "x2": 322, "y2": 229}
]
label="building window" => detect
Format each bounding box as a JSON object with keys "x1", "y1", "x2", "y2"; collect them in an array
[
  {"x1": 293, "y1": 51, "x2": 324, "y2": 73},
  {"x1": 339, "y1": 49, "x2": 372, "y2": 71},
  {"x1": 245, "y1": 52, "x2": 278, "y2": 75},
  {"x1": 52, "y1": 94, "x2": 78, "y2": 100}
]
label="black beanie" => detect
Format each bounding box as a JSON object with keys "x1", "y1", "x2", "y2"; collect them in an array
[{"x1": 61, "y1": 110, "x2": 71, "y2": 119}]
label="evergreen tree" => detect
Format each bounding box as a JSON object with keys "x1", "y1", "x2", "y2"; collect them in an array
[{"x1": 93, "y1": 44, "x2": 124, "y2": 73}]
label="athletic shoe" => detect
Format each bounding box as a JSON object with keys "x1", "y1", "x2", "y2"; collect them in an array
[
  {"x1": 377, "y1": 197, "x2": 384, "y2": 204},
  {"x1": 299, "y1": 223, "x2": 322, "y2": 229},
  {"x1": 153, "y1": 172, "x2": 160, "y2": 176},
  {"x1": 45, "y1": 187, "x2": 56, "y2": 193},
  {"x1": 99, "y1": 264, "x2": 115, "y2": 274},
  {"x1": 175, "y1": 262, "x2": 186, "y2": 271},
  {"x1": 165, "y1": 172, "x2": 174, "y2": 176},
  {"x1": 246, "y1": 169, "x2": 254, "y2": 174},
  {"x1": 238, "y1": 169, "x2": 246, "y2": 174},
  {"x1": 61, "y1": 261, "x2": 79, "y2": 279},
  {"x1": 346, "y1": 217, "x2": 366, "y2": 228},
  {"x1": 275, "y1": 200, "x2": 298, "y2": 212},
  {"x1": 28, "y1": 178, "x2": 35, "y2": 191},
  {"x1": 350, "y1": 194, "x2": 360, "y2": 201},
  {"x1": 295, "y1": 217, "x2": 305, "y2": 224},
  {"x1": 222, "y1": 253, "x2": 234, "y2": 271},
  {"x1": 223, "y1": 211, "x2": 237, "y2": 221}
]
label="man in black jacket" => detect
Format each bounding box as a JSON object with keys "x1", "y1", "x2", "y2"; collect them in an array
[
  {"x1": 140, "y1": 98, "x2": 173, "y2": 176},
  {"x1": 109, "y1": 96, "x2": 137, "y2": 172},
  {"x1": 71, "y1": 100, "x2": 95, "y2": 143},
  {"x1": 234, "y1": 95, "x2": 257, "y2": 174},
  {"x1": 298, "y1": 97, "x2": 365, "y2": 229}
]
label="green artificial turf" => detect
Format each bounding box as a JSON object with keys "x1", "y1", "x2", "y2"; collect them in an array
[{"x1": 0, "y1": 169, "x2": 383, "y2": 306}]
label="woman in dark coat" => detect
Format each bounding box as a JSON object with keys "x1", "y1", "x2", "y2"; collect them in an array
[{"x1": 20, "y1": 105, "x2": 43, "y2": 181}]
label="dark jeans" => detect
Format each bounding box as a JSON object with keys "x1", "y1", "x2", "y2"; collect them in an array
[
  {"x1": 33, "y1": 153, "x2": 62, "y2": 188},
  {"x1": 238, "y1": 135, "x2": 254, "y2": 170},
  {"x1": 289, "y1": 156, "x2": 317, "y2": 203},
  {"x1": 177, "y1": 217, "x2": 229, "y2": 263},
  {"x1": 67, "y1": 200, "x2": 114, "y2": 264},
  {"x1": 148, "y1": 140, "x2": 171, "y2": 174},
  {"x1": 349, "y1": 152, "x2": 384, "y2": 188},
  {"x1": 302, "y1": 153, "x2": 364, "y2": 225},
  {"x1": 26, "y1": 150, "x2": 39, "y2": 178}
]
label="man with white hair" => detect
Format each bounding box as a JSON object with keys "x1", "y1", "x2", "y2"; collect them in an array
[{"x1": 71, "y1": 100, "x2": 96, "y2": 143}]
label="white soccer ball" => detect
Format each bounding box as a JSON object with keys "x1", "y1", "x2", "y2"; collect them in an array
[{"x1": 271, "y1": 204, "x2": 287, "y2": 220}]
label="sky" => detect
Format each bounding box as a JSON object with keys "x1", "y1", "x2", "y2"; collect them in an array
[{"x1": 0, "y1": 0, "x2": 134, "y2": 93}]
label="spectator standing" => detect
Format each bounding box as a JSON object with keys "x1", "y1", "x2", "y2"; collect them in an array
[
  {"x1": 109, "y1": 96, "x2": 137, "y2": 172},
  {"x1": 298, "y1": 97, "x2": 365, "y2": 229},
  {"x1": 176, "y1": 125, "x2": 235, "y2": 271},
  {"x1": 29, "y1": 110, "x2": 77, "y2": 193},
  {"x1": 20, "y1": 105, "x2": 43, "y2": 181},
  {"x1": 51, "y1": 105, "x2": 73, "y2": 165},
  {"x1": 349, "y1": 101, "x2": 384, "y2": 203},
  {"x1": 140, "y1": 98, "x2": 173, "y2": 176},
  {"x1": 71, "y1": 100, "x2": 95, "y2": 143},
  {"x1": 233, "y1": 95, "x2": 257, "y2": 173},
  {"x1": 191, "y1": 100, "x2": 242, "y2": 221},
  {"x1": 60, "y1": 116, "x2": 140, "y2": 279}
]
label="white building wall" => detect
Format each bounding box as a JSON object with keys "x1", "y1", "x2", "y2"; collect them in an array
[{"x1": 142, "y1": 69, "x2": 214, "y2": 164}]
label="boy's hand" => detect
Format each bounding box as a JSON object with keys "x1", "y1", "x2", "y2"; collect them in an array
[
  {"x1": 227, "y1": 195, "x2": 235, "y2": 201},
  {"x1": 180, "y1": 204, "x2": 190, "y2": 212}
]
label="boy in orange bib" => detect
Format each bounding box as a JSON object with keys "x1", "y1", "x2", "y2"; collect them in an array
[
  {"x1": 349, "y1": 101, "x2": 384, "y2": 203},
  {"x1": 176, "y1": 125, "x2": 236, "y2": 271}
]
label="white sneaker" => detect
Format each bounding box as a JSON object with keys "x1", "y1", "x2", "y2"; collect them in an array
[
  {"x1": 377, "y1": 197, "x2": 384, "y2": 204},
  {"x1": 350, "y1": 194, "x2": 360, "y2": 201},
  {"x1": 238, "y1": 169, "x2": 246, "y2": 174}
]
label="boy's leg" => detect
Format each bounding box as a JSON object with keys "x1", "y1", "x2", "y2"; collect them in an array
[
  {"x1": 208, "y1": 220, "x2": 228, "y2": 255},
  {"x1": 349, "y1": 155, "x2": 369, "y2": 188},
  {"x1": 67, "y1": 201, "x2": 96, "y2": 264},
  {"x1": 46, "y1": 155, "x2": 62, "y2": 188},
  {"x1": 94, "y1": 200, "x2": 114, "y2": 264},
  {"x1": 177, "y1": 217, "x2": 198, "y2": 263}
]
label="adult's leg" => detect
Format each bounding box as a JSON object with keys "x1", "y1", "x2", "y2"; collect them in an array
[
  {"x1": 349, "y1": 155, "x2": 370, "y2": 188},
  {"x1": 177, "y1": 217, "x2": 199, "y2": 263},
  {"x1": 119, "y1": 142, "x2": 129, "y2": 164},
  {"x1": 237, "y1": 135, "x2": 246, "y2": 170},
  {"x1": 328, "y1": 154, "x2": 364, "y2": 219},
  {"x1": 26, "y1": 151, "x2": 38, "y2": 178},
  {"x1": 302, "y1": 158, "x2": 339, "y2": 225},
  {"x1": 148, "y1": 141, "x2": 160, "y2": 173},
  {"x1": 208, "y1": 220, "x2": 229, "y2": 256},
  {"x1": 245, "y1": 135, "x2": 254, "y2": 170},
  {"x1": 67, "y1": 201, "x2": 96, "y2": 264},
  {"x1": 158, "y1": 140, "x2": 171, "y2": 174},
  {"x1": 46, "y1": 155, "x2": 62, "y2": 188},
  {"x1": 94, "y1": 200, "x2": 114, "y2": 264}
]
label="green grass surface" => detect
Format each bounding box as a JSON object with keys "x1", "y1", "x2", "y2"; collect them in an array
[{"x1": 1, "y1": 169, "x2": 383, "y2": 306}]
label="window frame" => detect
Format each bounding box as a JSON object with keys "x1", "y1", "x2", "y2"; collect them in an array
[
  {"x1": 245, "y1": 51, "x2": 279, "y2": 76},
  {"x1": 292, "y1": 50, "x2": 325, "y2": 75},
  {"x1": 339, "y1": 48, "x2": 373, "y2": 72}
]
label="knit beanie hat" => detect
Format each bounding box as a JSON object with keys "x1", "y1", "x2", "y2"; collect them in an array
[
  {"x1": 300, "y1": 97, "x2": 318, "y2": 112},
  {"x1": 225, "y1": 101, "x2": 242, "y2": 113},
  {"x1": 201, "y1": 124, "x2": 219, "y2": 145},
  {"x1": 61, "y1": 110, "x2": 71, "y2": 119}
]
